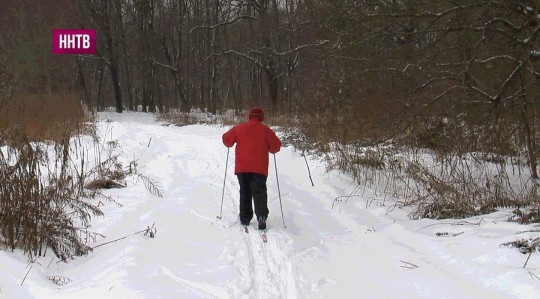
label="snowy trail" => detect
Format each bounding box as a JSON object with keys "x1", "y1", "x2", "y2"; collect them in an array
[
  {"x1": 113, "y1": 113, "x2": 299, "y2": 298},
  {"x1": 230, "y1": 225, "x2": 298, "y2": 299},
  {"x1": 214, "y1": 149, "x2": 298, "y2": 298},
  {"x1": 3, "y1": 112, "x2": 540, "y2": 299}
]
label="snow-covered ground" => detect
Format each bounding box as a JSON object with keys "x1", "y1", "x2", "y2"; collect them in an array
[{"x1": 1, "y1": 112, "x2": 539, "y2": 298}]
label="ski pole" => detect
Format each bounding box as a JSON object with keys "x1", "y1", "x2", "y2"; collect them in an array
[
  {"x1": 218, "y1": 147, "x2": 230, "y2": 219},
  {"x1": 274, "y1": 153, "x2": 286, "y2": 228}
]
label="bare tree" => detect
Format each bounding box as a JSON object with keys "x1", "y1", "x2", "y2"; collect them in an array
[
  {"x1": 191, "y1": 0, "x2": 322, "y2": 111},
  {"x1": 86, "y1": 0, "x2": 124, "y2": 113}
]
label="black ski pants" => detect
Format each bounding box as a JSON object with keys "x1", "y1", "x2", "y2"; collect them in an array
[{"x1": 237, "y1": 172, "x2": 268, "y2": 227}]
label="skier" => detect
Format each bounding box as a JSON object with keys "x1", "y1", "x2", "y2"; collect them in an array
[{"x1": 222, "y1": 107, "x2": 282, "y2": 231}]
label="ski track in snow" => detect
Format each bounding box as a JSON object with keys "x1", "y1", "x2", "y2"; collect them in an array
[
  {"x1": 212, "y1": 144, "x2": 298, "y2": 298},
  {"x1": 231, "y1": 220, "x2": 297, "y2": 299}
]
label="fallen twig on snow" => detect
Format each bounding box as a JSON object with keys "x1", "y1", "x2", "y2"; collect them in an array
[
  {"x1": 525, "y1": 252, "x2": 534, "y2": 268},
  {"x1": 452, "y1": 219, "x2": 484, "y2": 226},
  {"x1": 20, "y1": 266, "x2": 32, "y2": 286},
  {"x1": 435, "y1": 231, "x2": 464, "y2": 237},
  {"x1": 400, "y1": 260, "x2": 418, "y2": 270},
  {"x1": 417, "y1": 218, "x2": 483, "y2": 231},
  {"x1": 516, "y1": 229, "x2": 540, "y2": 235},
  {"x1": 47, "y1": 257, "x2": 54, "y2": 268},
  {"x1": 331, "y1": 195, "x2": 360, "y2": 210},
  {"x1": 529, "y1": 271, "x2": 540, "y2": 280},
  {"x1": 92, "y1": 222, "x2": 157, "y2": 250}
]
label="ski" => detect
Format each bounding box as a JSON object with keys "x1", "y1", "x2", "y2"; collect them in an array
[
  {"x1": 260, "y1": 230, "x2": 267, "y2": 243},
  {"x1": 243, "y1": 225, "x2": 266, "y2": 243}
]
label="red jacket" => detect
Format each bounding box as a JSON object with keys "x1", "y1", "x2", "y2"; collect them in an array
[{"x1": 222, "y1": 119, "x2": 282, "y2": 176}]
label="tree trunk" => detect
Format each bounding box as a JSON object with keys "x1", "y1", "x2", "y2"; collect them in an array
[
  {"x1": 106, "y1": 33, "x2": 123, "y2": 113},
  {"x1": 115, "y1": 1, "x2": 134, "y2": 111},
  {"x1": 75, "y1": 57, "x2": 91, "y2": 113}
]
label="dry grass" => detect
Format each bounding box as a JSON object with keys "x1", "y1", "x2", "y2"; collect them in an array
[
  {"x1": 286, "y1": 95, "x2": 540, "y2": 222},
  {"x1": 0, "y1": 93, "x2": 89, "y2": 144},
  {"x1": 157, "y1": 109, "x2": 239, "y2": 127},
  {"x1": 0, "y1": 134, "x2": 102, "y2": 261},
  {"x1": 0, "y1": 94, "x2": 109, "y2": 260},
  {"x1": 158, "y1": 108, "x2": 298, "y2": 128},
  {"x1": 0, "y1": 111, "x2": 163, "y2": 261}
]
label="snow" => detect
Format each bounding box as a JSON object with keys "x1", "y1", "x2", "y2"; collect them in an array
[{"x1": 1, "y1": 111, "x2": 540, "y2": 298}]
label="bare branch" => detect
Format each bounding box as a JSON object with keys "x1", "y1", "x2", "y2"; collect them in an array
[
  {"x1": 189, "y1": 15, "x2": 257, "y2": 33},
  {"x1": 269, "y1": 40, "x2": 329, "y2": 56},
  {"x1": 149, "y1": 58, "x2": 178, "y2": 73},
  {"x1": 207, "y1": 50, "x2": 266, "y2": 70},
  {"x1": 473, "y1": 55, "x2": 519, "y2": 64},
  {"x1": 492, "y1": 61, "x2": 524, "y2": 103}
]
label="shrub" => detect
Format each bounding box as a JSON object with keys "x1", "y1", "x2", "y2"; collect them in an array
[
  {"x1": 290, "y1": 100, "x2": 540, "y2": 222},
  {"x1": 0, "y1": 128, "x2": 101, "y2": 261}
]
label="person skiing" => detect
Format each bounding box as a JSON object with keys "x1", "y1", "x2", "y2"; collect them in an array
[{"x1": 222, "y1": 107, "x2": 282, "y2": 231}]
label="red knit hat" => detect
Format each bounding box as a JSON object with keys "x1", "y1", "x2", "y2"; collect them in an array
[{"x1": 249, "y1": 107, "x2": 264, "y2": 121}]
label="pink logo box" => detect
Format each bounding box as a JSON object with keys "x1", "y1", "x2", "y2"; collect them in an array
[{"x1": 52, "y1": 29, "x2": 96, "y2": 55}]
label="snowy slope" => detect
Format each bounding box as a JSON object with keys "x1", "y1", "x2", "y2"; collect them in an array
[{"x1": 1, "y1": 111, "x2": 539, "y2": 298}]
